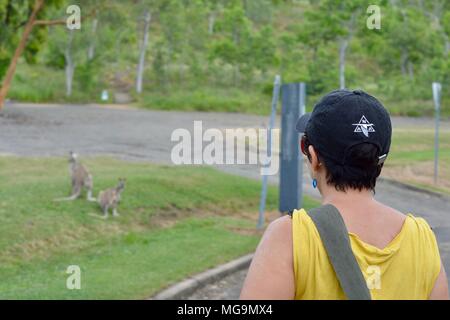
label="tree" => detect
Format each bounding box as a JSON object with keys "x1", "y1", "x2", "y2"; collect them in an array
[
  {"x1": 303, "y1": 0, "x2": 366, "y2": 89},
  {"x1": 136, "y1": 10, "x2": 151, "y2": 94},
  {"x1": 87, "y1": 12, "x2": 98, "y2": 61},
  {"x1": 380, "y1": 1, "x2": 440, "y2": 80},
  {"x1": 413, "y1": 0, "x2": 450, "y2": 57},
  {"x1": 210, "y1": 2, "x2": 253, "y2": 84},
  {"x1": 248, "y1": 26, "x2": 277, "y2": 76},
  {"x1": 244, "y1": 0, "x2": 273, "y2": 24},
  {"x1": 205, "y1": 0, "x2": 224, "y2": 35},
  {"x1": 133, "y1": 0, "x2": 171, "y2": 94},
  {"x1": 43, "y1": 0, "x2": 108, "y2": 97},
  {"x1": 0, "y1": 0, "x2": 62, "y2": 109},
  {"x1": 0, "y1": 0, "x2": 103, "y2": 109},
  {"x1": 183, "y1": 0, "x2": 209, "y2": 85}
]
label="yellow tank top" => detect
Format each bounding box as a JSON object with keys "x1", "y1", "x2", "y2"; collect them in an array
[{"x1": 292, "y1": 208, "x2": 441, "y2": 300}]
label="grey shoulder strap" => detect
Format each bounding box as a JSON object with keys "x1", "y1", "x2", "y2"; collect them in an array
[{"x1": 306, "y1": 204, "x2": 372, "y2": 300}]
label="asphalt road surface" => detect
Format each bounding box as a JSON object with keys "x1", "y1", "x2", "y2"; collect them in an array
[{"x1": 1, "y1": 102, "x2": 449, "y2": 298}]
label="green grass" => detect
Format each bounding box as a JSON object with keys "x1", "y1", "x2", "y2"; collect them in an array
[
  {"x1": 0, "y1": 217, "x2": 259, "y2": 299},
  {"x1": 8, "y1": 63, "x2": 63, "y2": 103},
  {"x1": 389, "y1": 129, "x2": 450, "y2": 165},
  {"x1": 137, "y1": 87, "x2": 270, "y2": 115},
  {"x1": 386, "y1": 99, "x2": 438, "y2": 118},
  {"x1": 382, "y1": 128, "x2": 450, "y2": 194},
  {"x1": 0, "y1": 156, "x2": 318, "y2": 299},
  {"x1": 8, "y1": 62, "x2": 110, "y2": 104}
]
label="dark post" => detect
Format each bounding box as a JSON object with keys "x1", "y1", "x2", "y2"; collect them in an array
[{"x1": 279, "y1": 83, "x2": 305, "y2": 213}]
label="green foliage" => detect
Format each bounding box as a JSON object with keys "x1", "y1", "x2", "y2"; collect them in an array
[
  {"x1": 245, "y1": 0, "x2": 273, "y2": 24},
  {"x1": 139, "y1": 87, "x2": 268, "y2": 114},
  {"x1": 44, "y1": 41, "x2": 66, "y2": 70},
  {"x1": 0, "y1": 1, "x2": 29, "y2": 79},
  {"x1": 0, "y1": 0, "x2": 63, "y2": 81},
  {"x1": 4, "y1": 0, "x2": 450, "y2": 118},
  {"x1": 76, "y1": 58, "x2": 101, "y2": 92}
]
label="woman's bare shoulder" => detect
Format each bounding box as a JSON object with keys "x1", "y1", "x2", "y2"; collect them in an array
[
  {"x1": 261, "y1": 215, "x2": 294, "y2": 266},
  {"x1": 251, "y1": 215, "x2": 294, "y2": 270},
  {"x1": 240, "y1": 215, "x2": 295, "y2": 299},
  {"x1": 263, "y1": 215, "x2": 293, "y2": 245}
]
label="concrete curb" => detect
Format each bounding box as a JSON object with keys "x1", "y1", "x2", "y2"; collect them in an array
[
  {"x1": 379, "y1": 177, "x2": 450, "y2": 200},
  {"x1": 150, "y1": 254, "x2": 254, "y2": 300}
]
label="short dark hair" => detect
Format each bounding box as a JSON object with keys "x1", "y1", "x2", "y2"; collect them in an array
[{"x1": 306, "y1": 141, "x2": 383, "y2": 192}]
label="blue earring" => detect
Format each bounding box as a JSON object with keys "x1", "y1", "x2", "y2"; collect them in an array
[{"x1": 312, "y1": 178, "x2": 318, "y2": 189}]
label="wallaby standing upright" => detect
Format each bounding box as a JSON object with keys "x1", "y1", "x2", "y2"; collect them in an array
[
  {"x1": 54, "y1": 151, "x2": 96, "y2": 202},
  {"x1": 97, "y1": 178, "x2": 126, "y2": 218}
]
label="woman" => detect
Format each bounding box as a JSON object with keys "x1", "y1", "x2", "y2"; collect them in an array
[{"x1": 240, "y1": 89, "x2": 448, "y2": 300}]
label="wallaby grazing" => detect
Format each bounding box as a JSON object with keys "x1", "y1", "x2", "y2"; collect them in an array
[
  {"x1": 54, "y1": 151, "x2": 96, "y2": 202},
  {"x1": 97, "y1": 178, "x2": 126, "y2": 218}
]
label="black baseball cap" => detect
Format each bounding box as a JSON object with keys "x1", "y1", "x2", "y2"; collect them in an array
[{"x1": 296, "y1": 89, "x2": 392, "y2": 166}]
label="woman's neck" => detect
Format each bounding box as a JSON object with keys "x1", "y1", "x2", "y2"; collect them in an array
[{"x1": 321, "y1": 187, "x2": 375, "y2": 206}]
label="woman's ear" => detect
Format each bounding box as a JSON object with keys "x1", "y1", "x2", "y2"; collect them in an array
[{"x1": 308, "y1": 145, "x2": 321, "y2": 172}]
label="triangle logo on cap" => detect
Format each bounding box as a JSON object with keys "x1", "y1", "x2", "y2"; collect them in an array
[{"x1": 353, "y1": 115, "x2": 375, "y2": 137}]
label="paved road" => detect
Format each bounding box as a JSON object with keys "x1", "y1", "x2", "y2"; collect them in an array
[
  {"x1": 180, "y1": 269, "x2": 249, "y2": 300},
  {"x1": 1, "y1": 102, "x2": 449, "y2": 161},
  {"x1": 1, "y1": 102, "x2": 449, "y2": 298}
]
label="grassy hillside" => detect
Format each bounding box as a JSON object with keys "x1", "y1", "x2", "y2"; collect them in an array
[{"x1": 4, "y1": 0, "x2": 449, "y2": 118}]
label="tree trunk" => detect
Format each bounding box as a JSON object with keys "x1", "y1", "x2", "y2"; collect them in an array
[
  {"x1": 0, "y1": 0, "x2": 44, "y2": 110},
  {"x1": 87, "y1": 18, "x2": 98, "y2": 60},
  {"x1": 407, "y1": 60, "x2": 414, "y2": 79},
  {"x1": 338, "y1": 11, "x2": 356, "y2": 90},
  {"x1": 233, "y1": 65, "x2": 240, "y2": 86},
  {"x1": 339, "y1": 39, "x2": 349, "y2": 89},
  {"x1": 400, "y1": 49, "x2": 408, "y2": 76},
  {"x1": 208, "y1": 13, "x2": 215, "y2": 35},
  {"x1": 64, "y1": 30, "x2": 75, "y2": 97},
  {"x1": 136, "y1": 11, "x2": 151, "y2": 94}
]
